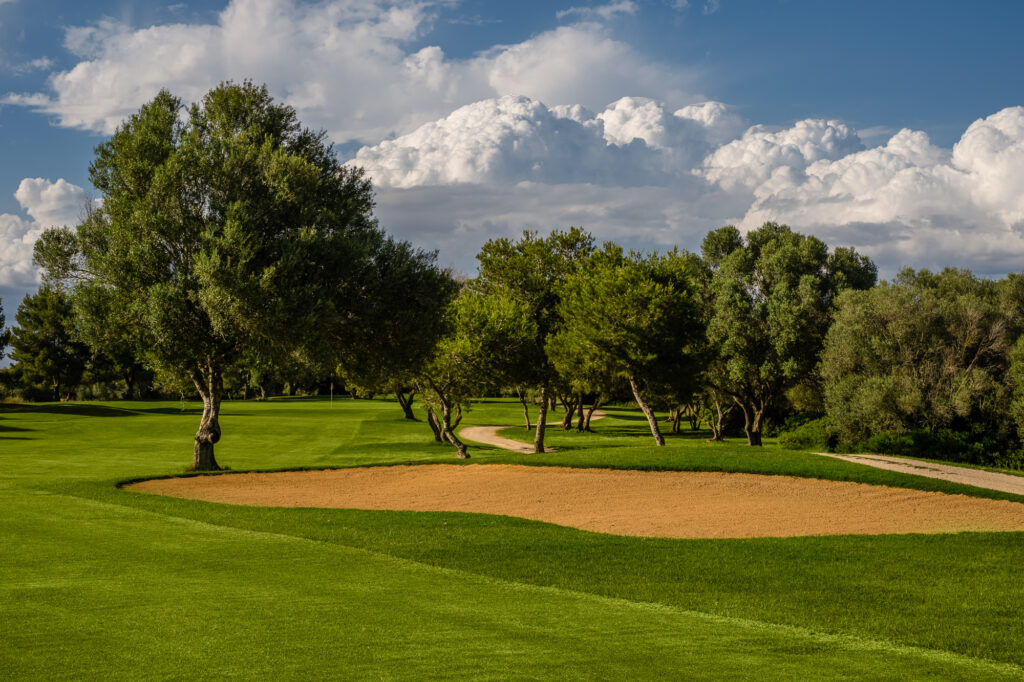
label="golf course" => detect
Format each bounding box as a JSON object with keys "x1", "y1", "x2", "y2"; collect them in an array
[{"x1": 4, "y1": 396, "x2": 1024, "y2": 680}]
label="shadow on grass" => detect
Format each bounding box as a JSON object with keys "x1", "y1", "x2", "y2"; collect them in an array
[{"x1": 0, "y1": 403, "x2": 142, "y2": 418}]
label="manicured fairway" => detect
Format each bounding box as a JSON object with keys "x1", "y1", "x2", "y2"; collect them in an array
[{"x1": 3, "y1": 398, "x2": 1024, "y2": 679}]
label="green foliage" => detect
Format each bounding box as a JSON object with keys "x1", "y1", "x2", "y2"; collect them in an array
[
  {"x1": 778, "y1": 416, "x2": 836, "y2": 452},
  {"x1": 335, "y1": 239, "x2": 458, "y2": 395},
  {"x1": 859, "y1": 430, "x2": 1024, "y2": 469},
  {"x1": 34, "y1": 81, "x2": 385, "y2": 467},
  {"x1": 823, "y1": 268, "x2": 1012, "y2": 448},
  {"x1": 0, "y1": 297, "x2": 9, "y2": 350},
  {"x1": 553, "y1": 244, "x2": 703, "y2": 401},
  {"x1": 8, "y1": 286, "x2": 90, "y2": 400},
  {"x1": 472, "y1": 226, "x2": 595, "y2": 387},
  {"x1": 703, "y1": 222, "x2": 875, "y2": 444}
]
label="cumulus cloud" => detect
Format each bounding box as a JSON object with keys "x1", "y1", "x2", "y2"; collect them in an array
[
  {"x1": 14, "y1": 177, "x2": 88, "y2": 227},
  {"x1": 354, "y1": 95, "x2": 742, "y2": 188},
  {"x1": 738, "y1": 107, "x2": 1024, "y2": 275},
  {"x1": 357, "y1": 102, "x2": 1024, "y2": 277},
  {"x1": 0, "y1": 178, "x2": 87, "y2": 291},
  {"x1": 703, "y1": 118, "x2": 863, "y2": 191},
  {"x1": 4, "y1": 0, "x2": 700, "y2": 144}
]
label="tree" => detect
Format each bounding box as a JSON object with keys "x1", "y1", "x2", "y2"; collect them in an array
[
  {"x1": 8, "y1": 287, "x2": 90, "y2": 400},
  {"x1": 0, "y1": 298, "x2": 9, "y2": 350},
  {"x1": 824, "y1": 268, "x2": 1012, "y2": 445},
  {"x1": 553, "y1": 244, "x2": 703, "y2": 446},
  {"x1": 416, "y1": 287, "x2": 534, "y2": 457},
  {"x1": 35, "y1": 82, "x2": 383, "y2": 470},
  {"x1": 472, "y1": 227, "x2": 595, "y2": 453},
  {"x1": 333, "y1": 239, "x2": 458, "y2": 420},
  {"x1": 703, "y1": 223, "x2": 876, "y2": 446}
]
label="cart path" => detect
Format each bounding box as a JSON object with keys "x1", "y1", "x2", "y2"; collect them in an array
[
  {"x1": 460, "y1": 411, "x2": 606, "y2": 454},
  {"x1": 815, "y1": 452, "x2": 1024, "y2": 496}
]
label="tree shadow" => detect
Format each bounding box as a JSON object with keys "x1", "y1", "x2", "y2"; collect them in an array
[{"x1": 0, "y1": 404, "x2": 142, "y2": 418}]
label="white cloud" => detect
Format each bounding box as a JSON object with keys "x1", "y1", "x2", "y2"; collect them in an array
[
  {"x1": 353, "y1": 95, "x2": 742, "y2": 189},
  {"x1": 736, "y1": 107, "x2": 1024, "y2": 275},
  {"x1": 0, "y1": 213, "x2": 43, "y2": 291},
  {"x1": 703, "y1": 118, "x2": 863, "y2": 191},
  {"x1": 0, "y1": 178, "x2": 88, "y2": 291},
  {"x1": 4, "y1": 0, "x2": 700, "y2": 144},
  {"x1": 556, "y1": 2, "x2": 638, "y2": 21},
  {"x1": 10, "y1": 57, "x2": 54, "y2": 75},
  {"x1": 357, "y1": 102, "x2": 1024, "y2": 277},
  {"x1": 14, "y1": 177, "x2": 88, "y2": 227}
]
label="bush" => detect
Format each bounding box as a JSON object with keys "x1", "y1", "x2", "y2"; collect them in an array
[
  {"x1": 779, "y1": 417, "x2": 837, "y2": 452},
  {"x1": 858, "y1": 428, "x2": 1024, "y2": 470}
]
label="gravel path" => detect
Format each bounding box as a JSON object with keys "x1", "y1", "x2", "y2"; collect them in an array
[
  {"x1": 815, "y1": 452, "x2": 1024, "y2": 496},
  {"x1": 459, "y1": 411, "x2": 606, "y2": 454}
]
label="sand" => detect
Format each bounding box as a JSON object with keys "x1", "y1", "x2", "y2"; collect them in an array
[{"x1": 127, "y1": 464, "x2": 1024, "y2": 539}]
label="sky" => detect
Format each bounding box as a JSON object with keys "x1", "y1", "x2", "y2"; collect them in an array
[{"x1": 1, "y1": 0, "x2": 1023, "y2": 312}]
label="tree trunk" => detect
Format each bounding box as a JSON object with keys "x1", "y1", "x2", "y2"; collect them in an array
[
  {"x1": 440, "y1": 402, "x2": 469, "y2": 459},
  {"x1": 190, "y1": 366, "x2": 223, "y2": 471},
  {"x1": 584, "y1": 399, "x2": 601, "y2": 432},
  {"x1": 737, "y1": 399, "x2": 763, "y2": 446},
  {"x1": 534, "y1": 382, "x2": 549, "y2": 453},
  {"x1": 576, "y1": 392, "x2": 585, "y2": 432},
  {"x1": 629, "y1": 375, "x2": 665, "y2": 446},
  {"x1": 425, "y1": 405, "x2": 444, "y2": 443},
  {"x1": 671, "y1": 408, "x2": 681, "y2": 434},
  {"x1": 517, "y1": 389, "x2": 531, "y2": 431},
  {"x1": 561, "y1": 393, "x2": 576, "y2": 430},
  {"x1": 396, "y1": 390, "x2": 416, "y2": 420}
]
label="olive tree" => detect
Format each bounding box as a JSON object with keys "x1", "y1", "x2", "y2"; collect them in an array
[
  {"x1": 703, "y1": 223, "x2": 876, "y2": 445},
  {"x1": 471, "y1": 227, "x2": 595, "y2": 453},
  {"x1": 553, "y1": 244, "x2": 703, "y2": 446},
  {"x1": 824, "y1": 268, "x2": 1012, "y2": 445},
  {"x1": 35, "y1": 82, "x2": 383, "y2": 470}
]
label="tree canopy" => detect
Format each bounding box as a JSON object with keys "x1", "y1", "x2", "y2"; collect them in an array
[
  {"x1": 34, "y1": 81, "x2": 387, "y2": 470},
  {"x1": 703, "y1": 223, "x2": 876, "y2": 445}
]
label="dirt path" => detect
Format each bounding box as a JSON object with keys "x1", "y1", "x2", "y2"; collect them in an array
[
  {"x1": 128, "y1": 464, "x2": 1024, "y2": 539},
  {"x1": 815, "y1": 452, "x2": 1024, "y2": 496},
  {"x1": 459, "y1": 410, "x2": 606, "y2": 454}
]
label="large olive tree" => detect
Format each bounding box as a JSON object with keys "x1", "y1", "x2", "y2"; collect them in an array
[
  {"x1": 35, "y1": 82, "x2": 383, "y2": 470},
  {"x1": 703, "y1": 223, "x2": 876, "y2": 445}
]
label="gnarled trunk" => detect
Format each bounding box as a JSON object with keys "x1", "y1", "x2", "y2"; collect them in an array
[
  {"x1": 440, "y1": 403, "x2": 469, "y2": 459},
  {"x1": 396, "y1": 390, "x2": 416, "y2": 420},
  {"x1": 736, "y1": 399, "x2": 764, "y2": 446},
  {"x1": 517, "y1": 389, "x2": 531, "y2": 431},
  {"x1": 190, "y1": 365, "x2": 223, "y2": 471},
  {"x1": 629, "y1": 375, "x2": 665, "y2": 446},
  {"x1": 575, "y1": 392, "x2": 585, "y2": 431},
  {"x1": 583, "y1": 399, "x2": 601, "y2": 432},
  {"x1": 561, "y1": 393, "x2": 577, "y2": 430},
  {"x1": 534, "y1": 382, "x2": 549, "y2": 453},
  {"x1": 424, "y1": 405, "x2": 444, "y2": 443}
]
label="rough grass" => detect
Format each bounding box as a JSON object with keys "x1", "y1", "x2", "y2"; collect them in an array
[{"x1": 3, "y1": 397, "x2": 1024, "y2": 680}]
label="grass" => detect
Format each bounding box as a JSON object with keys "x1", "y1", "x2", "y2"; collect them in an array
[{"x1": 3, "y1": 397, "x2": 1024, "y2": 679}]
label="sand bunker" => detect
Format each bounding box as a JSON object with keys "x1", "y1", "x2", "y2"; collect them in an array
[{"x1": 128, "y1": 464, "x2": 1024, "y2": 539}]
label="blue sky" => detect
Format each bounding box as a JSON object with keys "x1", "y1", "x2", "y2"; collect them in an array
[{"x1": 1, "y1": 0, "x2": 1023, "y2": 306}]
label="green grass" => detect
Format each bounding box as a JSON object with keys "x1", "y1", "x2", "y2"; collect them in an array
[{"x1": 3, "y1": 397, "x2": 1024, "y2": 679}]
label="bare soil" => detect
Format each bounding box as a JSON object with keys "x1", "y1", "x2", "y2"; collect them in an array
[{"x1": 128, "y1": 465, "x2": 1024, "y2": 539}]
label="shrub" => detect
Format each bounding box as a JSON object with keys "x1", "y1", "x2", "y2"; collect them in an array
[{"x1": 779, "y1": 417, "x2": 837, "y2": 452}]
